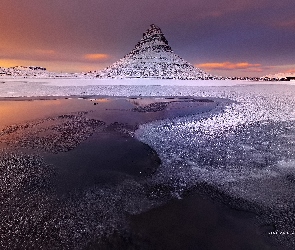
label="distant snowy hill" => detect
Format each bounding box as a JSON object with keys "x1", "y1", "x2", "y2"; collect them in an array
[
  {"x1": 0, "y1": 66, "x2": 82, "y2": 78},
  {"x1": 264, "y1": 72, "x2": 295, "y2": 81},
  {"x1": 94, "y1": 24, "x2": 220, "y2": 80}
]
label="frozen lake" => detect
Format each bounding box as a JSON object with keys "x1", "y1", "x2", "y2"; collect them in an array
[{"x1": 0, "y1": 80, "x2": 295, "y2": 249}]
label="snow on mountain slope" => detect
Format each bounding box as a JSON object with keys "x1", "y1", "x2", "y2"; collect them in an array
[{"x1": 95, "y1": 24, "x2": 218, "y2": 80}]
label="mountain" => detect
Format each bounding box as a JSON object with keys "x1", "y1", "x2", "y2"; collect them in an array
[{"x1": 95, "y1": 24, "x2": 217, "y2": 80}]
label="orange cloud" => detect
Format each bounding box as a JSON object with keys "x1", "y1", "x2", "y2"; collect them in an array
[
  {"x1": 284, "y1": 68, "x2": 295, "y2": 74},
  {"x1": 275, "y1": 18, "x2": 295, "y2": 29},
  {"x1": 196, "y1": 62, "x2": 261, "y2": 70},
  {"x1": 84, "y1": 54, "x2": 109, "y2": 61},
  {"x1": 0, "y1": 47, "x2": 111, "y2": 65},
  {"x1": 0, "y1": 47, "x2": 59, "y2": 61}
]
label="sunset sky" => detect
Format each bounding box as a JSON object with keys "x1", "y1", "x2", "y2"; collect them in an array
[{"x1": 1, "y1": 0, "x2": 295, "y2": 77}]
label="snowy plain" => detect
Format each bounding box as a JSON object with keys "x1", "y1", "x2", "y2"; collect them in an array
[
  {"x1": 2, "y1": 78, "x2": 295, "y2": 211},
  {"x1": 2, "y1": 77, "x2": 294, "y2": 88},
  {"x1": 1, "y1": 78, "x2": 295, "y2": 248}
]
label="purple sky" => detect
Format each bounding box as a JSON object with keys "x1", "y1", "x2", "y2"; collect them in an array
[{"x1": 1, "y1": 0, "x2": 295, "y2": 76}]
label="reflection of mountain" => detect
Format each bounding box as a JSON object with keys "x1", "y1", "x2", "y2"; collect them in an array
[{"x1": 96, "y1": 24, "x2": 216, "y2": 80}]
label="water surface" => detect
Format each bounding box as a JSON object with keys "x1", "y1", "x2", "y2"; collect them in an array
[{"x1": 0, "y1": 95, "x2": 281, "y2": 249}]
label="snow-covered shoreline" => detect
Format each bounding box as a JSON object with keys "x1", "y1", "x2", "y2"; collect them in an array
[
  {"x1": 1, "y1": 78, "x2": 294, "y2": 99},
  {"x1": 2, "y1": 78, "x2": 246, "y2": 87}
]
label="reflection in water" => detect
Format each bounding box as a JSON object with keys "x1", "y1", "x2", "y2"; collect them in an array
[{"x1": 0, "y1": 99, "x2": 93, "y2": 129}]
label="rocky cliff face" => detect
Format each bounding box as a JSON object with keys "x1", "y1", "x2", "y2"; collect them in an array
[{"x1": 96, "y1": 24, "x2": 214, "y2": 80}]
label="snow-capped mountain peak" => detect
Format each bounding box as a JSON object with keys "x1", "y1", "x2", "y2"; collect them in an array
[
  {"x1": 134, "y1": 24, "x2": 171, "y2": 50},
  {"x1": 96, "y1": 24, "x2": 216, "y2": 80}
]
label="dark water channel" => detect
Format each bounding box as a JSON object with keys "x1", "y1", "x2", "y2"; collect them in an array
[
  {"x1": 37, "y1": 97, "x2": 216, "y2": 197},
  {"x1": 44, "y1": 131, "x2": 161, "y2": 197}
]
